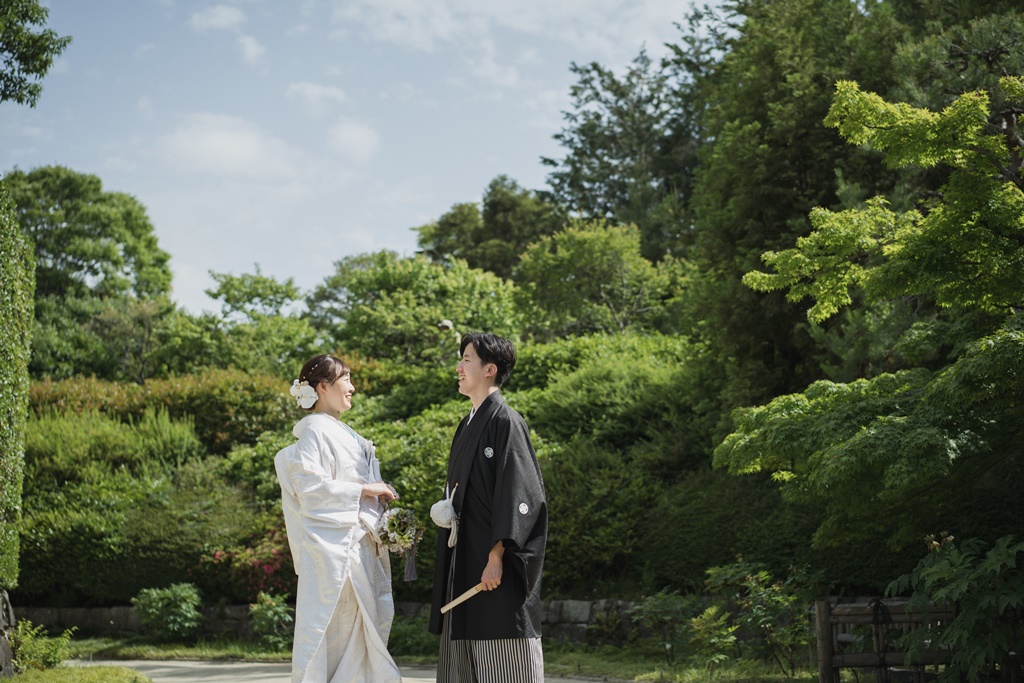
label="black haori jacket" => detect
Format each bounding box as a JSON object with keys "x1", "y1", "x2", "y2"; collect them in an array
[{"x1": 428, "y1": 391, "x2": 547, "y2": 640}]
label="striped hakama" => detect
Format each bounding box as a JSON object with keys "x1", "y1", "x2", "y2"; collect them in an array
[{"x1": 437, "y1": 611, "x2": 544, "y2": 683}]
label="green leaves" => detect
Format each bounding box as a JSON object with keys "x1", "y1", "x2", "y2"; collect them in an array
[
  {"x1": 890, "y1": 535, "x2": 1024, "y2": 682},
  {"x1": 0, "y1": 0, "x2": 71, "y2": 107}
]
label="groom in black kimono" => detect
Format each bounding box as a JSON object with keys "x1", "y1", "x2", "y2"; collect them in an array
[{"x1": 429, "y1": 333, "x2": 547, "y2": 683}]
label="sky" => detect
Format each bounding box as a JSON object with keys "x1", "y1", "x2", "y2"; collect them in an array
[{"x1": 1, "y1": 0, "x2": 696, "y2": 313}]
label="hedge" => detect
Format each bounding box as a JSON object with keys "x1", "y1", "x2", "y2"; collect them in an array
[
  {"x1": 0, "y1": 184, "x2": 35, "y2": 590},
  {"x1": 29, "y1": 369, "x2": 295, "y2": 454}
]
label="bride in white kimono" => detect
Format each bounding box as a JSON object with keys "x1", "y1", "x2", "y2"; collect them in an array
[{"x1": 275, "y1": 354, "x2": 403, "y2": 683}]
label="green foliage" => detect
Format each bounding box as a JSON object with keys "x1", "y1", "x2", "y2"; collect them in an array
[
  {"x1": 540, "y1": 438, "x2": 649, "y2": 596},
  {"x1": 10, "y1": 620, "x2": 76, "y2": 671},
  {"x1": 17, "y1": 459, "x2": 266, "y2": 606},
  {"x1": 193, "y1": 521, "x2": 295, "y2": 604},
  {"x1": 629, "y1": 590, "x2": 703, "y2": 666},
  {"x1": 4, "y1": 166, "x2": 171, "y2": 300},
  {"x1": 541, "y1": 49, "x2": 699, "y2": 259},
  {"x1": 515, "y1": 221, "x2": 683, "y2": 338},
  {"x1": 748, "y1": 78, "x2": 1024, "y2": 321},
  {"x1": 24, "y1": 408, "x2": 204, "y2": 491},
  {"x1": 888, "y1": 535, "x2": 1024, "y2": 683},
  {"x1": 416, "y1": 175, "x2": 566, "y2": 278},
  {"x1": 732, "y1": 569, "x2": 814, "y2": 677},
  {"x1": 0, "y1": 182, "x2": 34, "y2": 590},
  {"x1": 131, "y1": 583, "x2": 202, "y2": 642},
  {"x1": 29, "y1": 369, "x2": 294, "y2": 455},
  {"x1": 388, "y1": 611, "x2": 440, "y2": 657},
  {"x1": 220, "y1": 429, "x2": 295, "y2": 510},
  {"x1": 248, "y1": 592, "x2": 294, "y2": 652},
  {"x1": 0, "y1": 0, "x2": 71, "y2": 106},
  {"x1": 348, "y1": 398, "x2": 467, "y2": 600},
  {"x1": 686, "y1": 605, "x2": 737, "y2": 675},
  {"x1": 306, "y1": 251, "x2": 520, "y2": 365}
]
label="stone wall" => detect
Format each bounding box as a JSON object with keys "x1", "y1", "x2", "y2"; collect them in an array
[{"x1": 15, "y1": 599, "x2": 636, "y2": 643}]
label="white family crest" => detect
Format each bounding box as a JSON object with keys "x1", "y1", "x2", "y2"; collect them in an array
[
  {"x1": 518, "y1": 503, "x2": 529, "y2": 514},
  {"x1": 484, "y1": 447, "x2": 494, "y2": 458}
]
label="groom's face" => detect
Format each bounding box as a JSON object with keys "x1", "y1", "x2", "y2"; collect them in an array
[{"x1": 456, "y1": 343, "x2": 495, "y2": 397}]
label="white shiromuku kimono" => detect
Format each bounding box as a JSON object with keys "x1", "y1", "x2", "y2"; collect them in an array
[{"x1": 275, "y1": 413, "x2": 402, "y2": 683}]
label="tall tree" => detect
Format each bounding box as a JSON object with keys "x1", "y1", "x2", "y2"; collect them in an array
[
  {"x1": 415, "y1": 175, "x2": 565, "y2": 279},
  {"x1": 716, "y1": 76, "x2": 1024, "y2": 549},
  {"x1": 542, "y1": 48, "x2": 701, "y2": 260},
  {"x1": 4, "y1": 166, "x2": 172, "y2": 379},
  {"x1": 679, "y1": 0, "x2": 906, "y2": 414},
  {"x1": 0, "y1": 0, "x2": 71, "y2": 106},
  {"x1": 514, "y1": 221, "x2": 684, "y2": 339},
  {"x1": 307, "y1": 251, "x2": 520, "y2": 365}
]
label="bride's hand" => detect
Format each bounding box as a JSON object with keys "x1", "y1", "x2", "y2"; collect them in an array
[{"x1": 362, "y1": 481, "x2": 398, "y2": 501}]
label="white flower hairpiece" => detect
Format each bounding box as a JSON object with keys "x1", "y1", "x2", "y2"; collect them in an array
[{"x1": 290, "y1": 379, "x2": 318, "y2": 409}]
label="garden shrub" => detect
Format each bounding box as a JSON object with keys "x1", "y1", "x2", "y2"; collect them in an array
[
  {"x1": 540, "y1": 437, "x2": 650, "y2": 597},
  {"x1": 29, "y1": 369, "x2": 295, "y2": 454},
  {"x1": 388, "y1": 611, "x2": 440, "y2": 656},
  {"x1": 17, "y1": 460, "x2": 265, "y2": 607},
  {"x1": 10, "y1": 620, "x2": 75, "y2": 671},
  {"x1": 704, "y1": 560, "x2": 819, "y2": 676},
  {"x1": 193, "y1": 520, "x2": 295, "y2": 604},
  {"x1": 132, "y1": 583, "x2": 203, "y2": 642},
  {"x1": 248, "y1": 592, "x2": 293, "y2": 652},
  {"x1": 628, "y1": 590, "x2": 703, "y2": 665},
  {"x1": 507, "y1": 332, "x2": 691, "y2": 392},
  {"x1": 0, "y1": 183, "x2": 34, "y2": 590},
  {"x1": 220, "y1": 429, "x2": 295, "y2": 510},
  {"x1": 24, "y1": 408, "x2": 203, "y2": 490}
]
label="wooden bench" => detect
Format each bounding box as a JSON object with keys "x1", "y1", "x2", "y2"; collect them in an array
[{"x1": 815, "y1": 599, "x2": 955, "y2": 683}]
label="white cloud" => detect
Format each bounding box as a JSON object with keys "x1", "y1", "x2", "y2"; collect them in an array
[
  {"x1": 468, "y1": 37, "x2": 519, "y2": 88},
  {"x1": 137, "y1": 96, "x2": 156, "y2": 120},
  {"x1": 161, "y1": 113, "x2": 305, "y2": 179},
  {"x1": 287, "y1": 81, "x2": 348, "y2": 115},
  {"x1": 237, "y1": 35, "x2": 266, "y2": 63},
  {"x1": 327, "y1": 0, "x2": 688, "y2": 65},
  {"x1": 327, "y1": 121, "x2": 380, "y2": 163},
  {"x1": 189, "y1": 5, "x2": 246, "y2": 31}
]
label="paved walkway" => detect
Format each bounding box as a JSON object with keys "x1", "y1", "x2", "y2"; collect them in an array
[{"x1": 70, "y1": 659, "x2": 589, "y2": 682}]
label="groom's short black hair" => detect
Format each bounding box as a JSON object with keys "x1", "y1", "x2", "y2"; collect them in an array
[{"x1": 460, "y1": 333, "x2": 516, "y2": 387}]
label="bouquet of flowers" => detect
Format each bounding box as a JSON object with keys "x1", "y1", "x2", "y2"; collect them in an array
[{"x1": 376, "y1": 506, "x2": 425, "y2": 581}]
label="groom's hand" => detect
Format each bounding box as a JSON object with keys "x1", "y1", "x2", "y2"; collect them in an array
[{"x1": 480, "y1": 541, "x2": 504, "y2": 590}]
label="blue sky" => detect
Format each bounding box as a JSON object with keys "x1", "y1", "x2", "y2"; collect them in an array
[{"x1": 1, "y1": 0, "x2": 694, "y2": 313}]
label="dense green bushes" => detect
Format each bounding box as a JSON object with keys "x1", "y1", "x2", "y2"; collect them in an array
[
  {"x1": 29, "y1": 369, "x2": 295, "y2": 454},
  {"x1": 0, "y1": 183, "x2": 35, "y2": 590},
  {"x1": 16, "y1": 459, "x2": 265, "y2": 607}
]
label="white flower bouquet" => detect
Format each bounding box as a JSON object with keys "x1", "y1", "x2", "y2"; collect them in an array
[{"x1": 376, "y1": 506, "x2": 425, "y2": 581}]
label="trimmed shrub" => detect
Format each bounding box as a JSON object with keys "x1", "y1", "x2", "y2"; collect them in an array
[
  {"x1": 29, "y1": 369, "x2": 295, "y2": 454},
  {"x1": 0, "y1": 183, "x2": 35, "y2": 590},
  {"x1": 24, "y1": 408, "x2": 204, "y2": 491},
  {"x1": 16, "y1": 459, "x2": 266, "y2": 606},
  {"x1": 132, "y1": 583, "x2": 202, "y2": 642}
]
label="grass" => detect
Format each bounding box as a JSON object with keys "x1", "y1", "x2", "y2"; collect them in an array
[
  {"x1": 15, "y1": 666, "x2": 152, "y2": 683},
  {"x1": 68, "y1": 635, "x2": 291, "y2": 662},
  {"x1": 65, "y1": 634, "x2": 818, "y2": 682}
]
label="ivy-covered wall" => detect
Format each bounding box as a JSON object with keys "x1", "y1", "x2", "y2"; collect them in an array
[{"x1": 0, "y1": 183, "x2": 35, "y2": 590}]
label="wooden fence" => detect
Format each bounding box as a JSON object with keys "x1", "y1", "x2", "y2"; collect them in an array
[{"x1": 815, "y1": 599, "x2": 955, "y2": 683}]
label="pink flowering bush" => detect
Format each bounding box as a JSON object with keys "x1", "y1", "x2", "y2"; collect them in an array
[{"x1": 192, "y1": 521, "x2": 296, "y2": 603}]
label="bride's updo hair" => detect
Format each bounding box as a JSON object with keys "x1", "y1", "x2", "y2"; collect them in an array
[{"x1": 298, "y1": 354, "x2": 350, "y2": 402}]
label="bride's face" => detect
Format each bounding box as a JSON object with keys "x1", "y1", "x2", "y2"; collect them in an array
[{"x1": 315, "y1": 373, "x2": 355, "y2": 414}]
